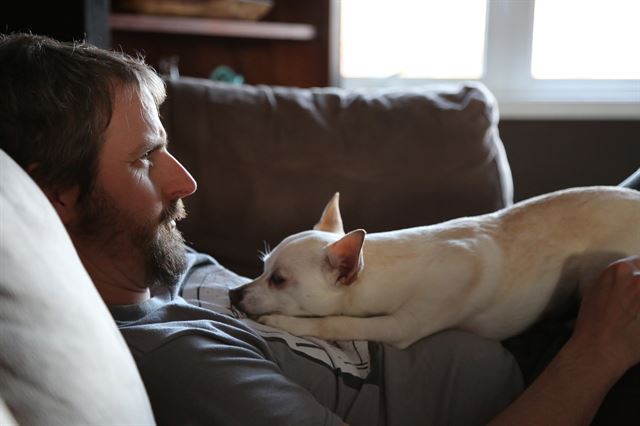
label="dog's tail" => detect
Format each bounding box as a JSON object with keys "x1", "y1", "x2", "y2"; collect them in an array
[{"x1": 620, "y1": 168, "x2": 640, "y2": 190}]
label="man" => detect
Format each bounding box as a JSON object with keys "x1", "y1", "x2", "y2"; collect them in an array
[{"x1": 1, "y1": 33, "x2": 638, "y2": 425}]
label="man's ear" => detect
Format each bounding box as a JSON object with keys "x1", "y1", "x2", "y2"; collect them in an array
[
  {"x1": 313, "y1": 192, "x2": 345, "y2": 234},
  {"x1": 27, "y1": 163, "x2": 81, "y2": 225},
  {"x1": 46, "y1": 185, "x2": 82, "y2": 225},
  {"x1": 326, "y1": 229, "x2": 366, "y2": 286}
]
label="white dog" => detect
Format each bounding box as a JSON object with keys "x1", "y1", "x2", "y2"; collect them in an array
[{"x1": 229, "y1": 187, "x2": 640, "y2": 349}]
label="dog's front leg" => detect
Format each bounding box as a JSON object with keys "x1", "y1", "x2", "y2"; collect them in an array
[{"x1": 258, "y1": 314, "x2": 414, "y2": 348}]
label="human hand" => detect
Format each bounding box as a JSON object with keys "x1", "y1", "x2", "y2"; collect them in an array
[
  {"x1": 489, "y1": 257, "x2": 640, "y2": 426},
  {"x1": 571, "y1": 255, "x2": 640, "y2": 374}
]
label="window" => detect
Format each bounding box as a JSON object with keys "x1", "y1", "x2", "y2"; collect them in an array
[
  {"x1": 340, "y1": 0, "x2": 487, "y2": 79},
  {"x1": 531, "y1": 0, "x2": 640, "y2": 79},
  {"x1": 337, "y1": 0, "x2": 640, "y2": 119}
]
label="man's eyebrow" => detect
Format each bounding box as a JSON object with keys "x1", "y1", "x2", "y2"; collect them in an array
[
  {"x1": 130, "y1": 136, "x2": 167, "y2": 157},
  {"x1": 151, "y1": 136, "x2": 168, "y2": 149}
]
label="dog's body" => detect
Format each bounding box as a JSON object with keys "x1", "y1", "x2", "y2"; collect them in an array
[{"x1": 229, "y1": 187, "x2": 640, "y2": 349}]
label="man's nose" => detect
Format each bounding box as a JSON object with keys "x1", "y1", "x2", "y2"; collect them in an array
[{"x1": 163, "y1": 152, "x2": 197, "y2": 200}]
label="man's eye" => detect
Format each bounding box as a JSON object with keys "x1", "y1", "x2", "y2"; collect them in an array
[
  {"x1": 269, "y1": 274, "x2": 286, "y2": 287},
  {"x1": 138, "y1": 150, "x2": 154, "y2": 166}
]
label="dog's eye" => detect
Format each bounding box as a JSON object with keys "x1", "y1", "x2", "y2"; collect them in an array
[{"x1": 269, "y1": 273, "x2": 286, "y2": 288}]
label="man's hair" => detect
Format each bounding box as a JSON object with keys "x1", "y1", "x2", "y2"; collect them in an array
[{"x1": 0, "y1": 32, "x2": 165, "y2": 200}]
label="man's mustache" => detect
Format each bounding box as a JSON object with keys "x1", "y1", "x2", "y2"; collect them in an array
[{"x1": 160, "y1": 199, "x2": 187, "y2": 225}]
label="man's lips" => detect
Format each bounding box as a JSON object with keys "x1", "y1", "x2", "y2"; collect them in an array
[{"x1": 160, "y1": 199, "x2": 187, "y2": 228}]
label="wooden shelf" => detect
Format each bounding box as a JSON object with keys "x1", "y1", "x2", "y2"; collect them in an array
[{"x1": 109, "y1": 13, "x2": 316, "y2": 41}]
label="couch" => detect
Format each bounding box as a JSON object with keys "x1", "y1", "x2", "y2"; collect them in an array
[{"x1": 0, "y1": 78, "x2": 513, "y2": 424}]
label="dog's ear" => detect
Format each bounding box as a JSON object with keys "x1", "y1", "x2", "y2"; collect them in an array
[
  {"x1": 327, "y1": 229, "x2": 366, "y2": 286},
  {"x1": 313, "y1": 192, "x2": 345, "y2": 234}
]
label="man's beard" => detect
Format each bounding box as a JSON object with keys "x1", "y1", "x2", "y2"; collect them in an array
[{"x1": 77, "y1": 185, "x2": 189, "y2": 291}]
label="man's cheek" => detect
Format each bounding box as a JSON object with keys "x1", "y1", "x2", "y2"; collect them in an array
[{"x1": 127, "y1": 190, "x2": 163, "y2": 222}]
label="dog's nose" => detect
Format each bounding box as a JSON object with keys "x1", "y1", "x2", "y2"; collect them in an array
[{"x1": 228, "y1": 287, "x2": 243, "y2": 307}]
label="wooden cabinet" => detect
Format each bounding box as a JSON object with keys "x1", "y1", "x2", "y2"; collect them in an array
[{"x1": 109, "y1": 0, "x2": 332, "y2": 87}]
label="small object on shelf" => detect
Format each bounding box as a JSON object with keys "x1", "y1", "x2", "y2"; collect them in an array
[
  {"x1": 159, "y1": 56, "x2": 181, "y2": 80},
  {"x1": 210, "y1": 65, "x2": 244, "y2": 85},
  {"x1": 115, "y1": 0, "x2": 274, "y2": 21}
]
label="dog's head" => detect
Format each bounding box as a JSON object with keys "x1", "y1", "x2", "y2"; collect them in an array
[{"x1": 229, "y1": 193, "x2": 366, "y2": 317}]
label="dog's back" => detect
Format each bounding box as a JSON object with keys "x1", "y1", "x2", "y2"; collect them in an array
[{"x1": 463, "y1": 186, "x2": 640, "y2": 338}]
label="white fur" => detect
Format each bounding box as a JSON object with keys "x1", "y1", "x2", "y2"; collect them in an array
[{"x1": 230, "y1": 187, "x2": 640, "y2": 349}]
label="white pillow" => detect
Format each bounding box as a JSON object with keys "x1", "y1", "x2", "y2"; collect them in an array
[
  {"x1": 0, "y1": 149, "x2": 155, "y2": 425},
  {"x1": 0, "y1": 397, "x2": 17, "y2": 426}
]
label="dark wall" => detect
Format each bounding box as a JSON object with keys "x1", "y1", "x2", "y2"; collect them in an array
[
  {"x1": 499, "y1": 120, "x2": 640, "y2": 201},
  {"x1": 1, "y1": 1, "x2": 86, "y2": 41},
  {"x1": 1, "y1": 0, "x2": 109, "y2": 47}
]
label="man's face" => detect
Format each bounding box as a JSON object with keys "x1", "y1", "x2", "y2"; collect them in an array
[{"x1": 78, "y1": 84, "x2": 197, "y2": 289}]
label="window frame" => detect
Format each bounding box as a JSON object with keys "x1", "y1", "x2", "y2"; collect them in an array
[{"x1": 332, "y1": 0, "x2": 640, "y2": 120}]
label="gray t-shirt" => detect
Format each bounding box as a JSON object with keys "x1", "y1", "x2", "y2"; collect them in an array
[{"x1": 110, "y1": 251, "x2": 523, "y2": 426}]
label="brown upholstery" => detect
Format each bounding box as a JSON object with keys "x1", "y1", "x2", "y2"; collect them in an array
[{"x1": 162, "y1": 77, "x2": 513, "y2": 277}]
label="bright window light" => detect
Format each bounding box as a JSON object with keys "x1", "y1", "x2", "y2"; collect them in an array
[
  {"x1": 340, "y1": 0, "x2": 487, "y2": 79},
  {"x1": 532, "y1": 0, "x2": 640, "y2": 79},
  {"x1": 338, "y1": 0, "x2": 640, "y2": 118}
]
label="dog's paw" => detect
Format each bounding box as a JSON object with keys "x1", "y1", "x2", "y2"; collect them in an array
[
  {"x1": 258, "y1": 314, "x2": 308, "y2": 335},
  {"x1": 258, "y1": 314, "x2": 291, "y2": 329}
]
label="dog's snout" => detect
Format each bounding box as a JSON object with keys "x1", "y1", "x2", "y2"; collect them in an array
[{"x1": 228, "y1": 287, "x2": 244, "y2": 307}]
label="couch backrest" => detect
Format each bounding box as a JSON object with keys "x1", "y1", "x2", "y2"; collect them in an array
[{"x1": 162, "y1": 78, "x2": 513, "y2": 277}]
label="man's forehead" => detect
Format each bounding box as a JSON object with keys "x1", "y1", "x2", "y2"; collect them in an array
[
  {"x1": 103, "y1": 85, "x2": 165, "y2": 157},
  {"x1": 139, "y1": 89, "x2": 167, "y2": 142}
]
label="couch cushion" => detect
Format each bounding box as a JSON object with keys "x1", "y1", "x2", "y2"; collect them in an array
[
  {"x1": 162, "y1": 78, "x2": 513, "y2": 277},
  {"x1": 0, "y1": 150, "x2": 155, "y2": 425}
]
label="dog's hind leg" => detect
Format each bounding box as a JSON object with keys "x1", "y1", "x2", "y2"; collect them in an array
[{"x1": 258, "y1": 313, "x2": 417, "y2": 348}]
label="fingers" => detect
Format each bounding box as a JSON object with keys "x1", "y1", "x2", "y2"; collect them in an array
[
  {"x1": 608, "y1": 257, "x2": 640, "y2": 319},
  {"x1": 573, "y1": 255, "x2": 640, "y2": 369},
  {"x1": 576, "y1": 256, "x2": 640, "y2": 335},
  {"x1": 608, "y1": 255, "x2": 640, "y2": 276}
]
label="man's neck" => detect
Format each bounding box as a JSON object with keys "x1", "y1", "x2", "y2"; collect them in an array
[{"x1": 73, "y1": 238, "x2": 151, "y2": 305}]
